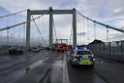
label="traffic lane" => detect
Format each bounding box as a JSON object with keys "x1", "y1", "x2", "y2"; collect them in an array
[
  {"x1": 0, "y1": 51, "x2": 50, "y2": 75},
  {"x1": 0, "y1": 50, "x2": 50, "y2": 69},
  {"x1": 0, "y1": 51, "x2": 51, "y2": 83},
  {"x1": 94, "y1": 56, "x2": 124, "y2": 83},
  {"x1": 15, "y1": 51, "x2": 63, "y2": 83},
  {"x1": 0, "y1": 51, "x2": 62, "y2": 83},
  {"x1": 67, "y1": 55, "x2": 124, "y2": 83},
  {"x1": 67, "y1": 56, "x2": 107, "y2": 83}
]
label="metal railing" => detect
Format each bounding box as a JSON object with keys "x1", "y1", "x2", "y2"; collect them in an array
[{"x1": 89, "y1": 40, "x2": 124, "y2": 56}]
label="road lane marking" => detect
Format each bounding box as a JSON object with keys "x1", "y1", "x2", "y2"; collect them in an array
[{"x1": 63, "y1": 54, "x2": 70, "y2": 83}]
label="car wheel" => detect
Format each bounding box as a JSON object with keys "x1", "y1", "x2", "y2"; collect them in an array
[
  {"x1": 9, "y1": 52, "x2": 11, "y2": 55},
  {"x1": 22, "y1": 51, "x2": 23, "y2": 54}
]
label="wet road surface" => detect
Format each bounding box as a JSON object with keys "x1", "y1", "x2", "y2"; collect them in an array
[
  {"x1": 1, "y1": 51, "x2": 124, "y2": 83},
  {"x1": 67, "y1": 55, "x2": 124, "y2": 83},
  {"x1": 0, "y1": 50, "x2": 63, "y2": 83}
]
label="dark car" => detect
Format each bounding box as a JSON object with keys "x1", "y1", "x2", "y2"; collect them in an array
[
  {"x1": 32, "y1": 47, "x2": 40, "y2": 52},
  {"x1": 9, "y1": 47, "x2": 23, "y2": 55},
  {"x1": 46, "y1": 47, "x2": 50, "y2": 50}
]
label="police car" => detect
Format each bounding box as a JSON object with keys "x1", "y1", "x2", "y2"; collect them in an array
[{"x1": 70, "y1": 46, "x2": 95, "y2": 67}]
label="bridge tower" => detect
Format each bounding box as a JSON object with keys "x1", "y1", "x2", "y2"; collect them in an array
[{"x1": 26, "y1": 7, "x2": 77, "y2": 47}]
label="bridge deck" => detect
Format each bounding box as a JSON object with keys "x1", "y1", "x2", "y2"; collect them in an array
[{"x1": 0, "y1": 51, "x2": 124, "y2": 83}]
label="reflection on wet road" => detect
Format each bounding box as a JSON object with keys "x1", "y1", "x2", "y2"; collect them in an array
[
  {"x1": 0, "y1": 51, "x2": 124, "y2": 83},
  {"x1": 0, "y1": 50, "x2": 63, "y2": 83},
  {"x1": 67, "y1": 55, "x2": 124, "y2": 83}
]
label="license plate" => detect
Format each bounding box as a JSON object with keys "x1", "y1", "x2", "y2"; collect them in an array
[
  {"x1": 82, "y1": 55, "x2": 88, "y2": 58},
  {"x1": 79, "y1": 60, "x2": 91, "y2": 65},
  {"x1": 72, "y1": 58, "x2": 77, "y2": 62}
]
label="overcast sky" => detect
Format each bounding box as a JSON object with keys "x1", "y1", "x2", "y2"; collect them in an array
[{"x1": 0, "y1": 0, "x2": 124, "y2": 46}]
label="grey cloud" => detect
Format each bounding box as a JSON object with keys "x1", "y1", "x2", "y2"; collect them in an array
[{"x1": 1, "y1": 0, "x2": 124, "y2": 44}]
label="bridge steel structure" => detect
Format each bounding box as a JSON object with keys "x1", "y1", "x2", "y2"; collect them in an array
[{"x1": 26, "y1": 7, "x2": 77, "y2": 47}]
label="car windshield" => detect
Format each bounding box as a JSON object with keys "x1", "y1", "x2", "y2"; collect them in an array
[
  {"x1": 77, "y1": 51, "x2": 92, "y2": 55},
  {"x1": 76, "y1": 46, "x2": 89, "y2": 50}
]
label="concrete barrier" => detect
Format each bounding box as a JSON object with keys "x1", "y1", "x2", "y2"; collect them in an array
[{"x1": 0, "y1": 50, "x2": 8, "y2": 55}]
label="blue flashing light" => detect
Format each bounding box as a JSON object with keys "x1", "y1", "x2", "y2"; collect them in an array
[
  {"x1": 84, "y1": 47, "x2": 87, "y2": 50},
  {"x1": 75, "y1": 45, "x2": 90, "y2": 51},
  {"x1": 75, "y1": 47, "x2": 78, "y2": 50}
]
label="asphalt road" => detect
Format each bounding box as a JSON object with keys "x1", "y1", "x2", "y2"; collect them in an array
[
  {"x1": 0, "y1": 50, "x2": 63, "y2": 83},
  {"x1": 1, "y1": 51, "x2": 124, "y2": 83},
  {"x1": 67, "y1": 55, "x2": 124, "y2": 83}
]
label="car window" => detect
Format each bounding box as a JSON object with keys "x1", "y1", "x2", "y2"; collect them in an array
[
  {"x1": 77, "y1": 51, "x2": 92, "y2": 55},
  {"x1": 77, "y1": 47, "x2": 84, "y2": 49}
]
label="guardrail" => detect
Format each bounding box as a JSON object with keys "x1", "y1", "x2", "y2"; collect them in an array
[{"x1": 89, "y1": 40, "x2": 124, "y2": 62}]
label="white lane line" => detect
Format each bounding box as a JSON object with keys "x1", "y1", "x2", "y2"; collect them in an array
[{"x1": 63, "y1": 54, "x2": 70, "y2": 83}]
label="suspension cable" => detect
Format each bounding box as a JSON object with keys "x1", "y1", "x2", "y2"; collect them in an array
[
  {"x1": 102, "y1": 34, "x2": 124, "y2": 40},
  {"x1": 38, "y1": 18, "x2": 40, "y2": 45},
  {"x1": 82, "y1": 17, "x2": 85, "y2": 44},
  {"x1": 76, "y1": 10, "x2": 124, "y2": 33},
  {"x1": 0, "y1": 10, "x2": 27, "y2": 18},
  {"x1": 52, "y1": 17, "x2": 57, "y2": 41},
  {"x1": 94, "y1": 21, "x2": 96, "y2": 40},
  {"x1": 0, "y1": 15, "x2": 42, "y2": 31},
  {"x1": 106, "y1": 27, "x2": 109, "y2": 42},
  {"x1": 69, "y1": 27, "x2": 73, "y2": 45},
  {"x1": 87, "y1": 19, "x2": 89, "y2": 44},
  {"x1": 23, "y1": 23, "x2": 25, "y2": 46},
  {"x1": 31, "y1": 16, "x2": 48, "y2": 46},
  {"x1": 6, "y1": 15, "x2": 9, "y2": 46},
  {"x1": 0, "y1": 10, "x2": 49, "y2": 31},
  {"x1": 7, "y1": 30, "x2": 9, "y2": 46}
]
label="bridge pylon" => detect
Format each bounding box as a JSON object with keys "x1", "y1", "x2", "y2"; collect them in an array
[{"x1": 26, "y1": 7, "x2": 77, "y2": 47}]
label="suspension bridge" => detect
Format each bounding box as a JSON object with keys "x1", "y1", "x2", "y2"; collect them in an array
[{"x1": 0, "y1": 7, "x2": 124, "y2": 83}]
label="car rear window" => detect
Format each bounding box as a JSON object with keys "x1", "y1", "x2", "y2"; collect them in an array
[
  {"x1": 77, "y1": 47, "x2": 84, "y2": 49},
  {"x1": 77, "y1": 51, "x2": 92, "y2": 55}
]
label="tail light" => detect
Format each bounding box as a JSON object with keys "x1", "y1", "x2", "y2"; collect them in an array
[
  {"x1": 93, "y1": 55, "x2": 95, "y2": 58},
  {"x1": 72, "y1": 56, "x2": 78, "y2": 61},
  {"x1": 73, "y1": 56, "x2": 78, "y2": 59},
  {"x1": 92, "y1": 55, "x2": 96, "y2": 61}
]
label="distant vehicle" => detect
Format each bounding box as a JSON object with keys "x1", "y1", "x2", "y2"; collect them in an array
[
  {"x1": 52, "y1": 44, "x2": 59, "y2": 51},
  {"x1": 32, "y1": 47, "x2": 40, "y2": 52},
  {"x1": 9, "y1": 47, "x2": 23, "y2": 55},
  {"x1": 39, "y1": 47, "x2": 44, "y2": 50},
  {"x1": 28, "y1": 47, "x2": 32, "y2": 52},
  {"x1": 52, "y1": 39, "x2": 68, "y2": 52},
  {"x1": 70, "y1": 49, "x2": 95, "y2": 68},
  {"x1": 46, "y1": 47, "x2": 51, "y2": 50},
  {"x1": 57, "y1": 43, "x2": 68, "y2": 52}
]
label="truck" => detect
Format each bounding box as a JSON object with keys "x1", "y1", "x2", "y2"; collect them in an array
[
  {"x1": 52, "y1": 39, "x2": 68, "y2": 52},
  {"x1": 57, "y1": 43, "x2": 68, "y2": 52}
]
